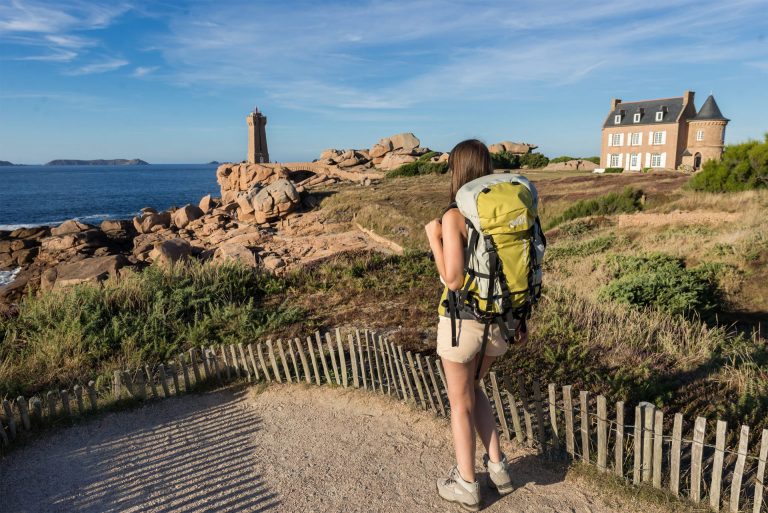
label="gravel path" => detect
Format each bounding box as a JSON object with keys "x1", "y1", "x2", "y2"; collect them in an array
[{"x1": 0, "y1": 385, "x2": 661, "y2": 512}]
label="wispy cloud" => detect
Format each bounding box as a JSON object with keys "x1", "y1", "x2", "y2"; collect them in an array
[
  {"x1": 15, "y1": 48, "x2": 77, "y2": 62},
  {"x1": 67, "y1": 58, "x2": 129, "y2": 75},
  {"x1": 133, "y1": 65, "x2": 158, "y2": 77}
]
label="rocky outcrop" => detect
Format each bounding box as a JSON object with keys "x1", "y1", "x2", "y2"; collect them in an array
[
  {"x1": 236, "y1": 179, "x2": 301, "y2": 224},
  {"x1": 148, "y1": 238, "x2": 192, "y2": 265},
  {"x1": 172, "y1": 204, "x2": 204, "y2": 229},
  {"x1": 487, "y1": 141, "x2": 537, "y2": 155},
  {"x1": 41, "y1": 255, "x2": 129, "y2": 291},
  {"x1": 542, "y1": 159, "x2": 599, "y2": 172},
  {"x1": 319, "y1": 132, "x2": 433, "y2": 172},
  {"x1": 133, "y1": 211, "x2": 172, "y2": 234}
]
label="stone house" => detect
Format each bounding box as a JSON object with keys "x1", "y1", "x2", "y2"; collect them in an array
[{"x1": 600, "y1": 90, "x2": 728, "y2": 171}]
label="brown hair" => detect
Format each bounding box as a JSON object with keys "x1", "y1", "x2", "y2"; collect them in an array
[{"x1": 448, "y1": 139, "x2": 493, "y2": 202}]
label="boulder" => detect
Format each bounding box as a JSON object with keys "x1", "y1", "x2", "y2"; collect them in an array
[
  {"x1": 199, "y1": 194, "x2": 216, "y2": 213},
  {"x1": 319, "y1": 149, "x2": 342, "y2": 161},
  {"x1": 134, "y1": 211, "x2": 172, "y2": 234},
  {"x1": 543, "y1": 159, "x2": 599, "y2": 172},
  {"x1": 41, "y1": 229, "x2": 105, "y2": 253},
  {"x1": 378, "y1": 153, "x2": 417, "y2": 171},
  {"x1": 51, "y1": 220, "x2": 91, "y2": 237},
  {"x1": 172, "y1": 204, "x2": 204, "y2": 229},
  {"x1": 214, "y1": 243, "x2": 258, "y2": 267},
  {"x1": 141, "y1": 207, "x2": 158, "y2": 214},
  {"x1": 239, "y1": 179, "x2": 301, "y2": 224},
  {"x1": 9, "y1": 226, "x2": 49, "y2": 240},
  {"x1": 369, "y1": 143, "x2": 390, "y2": 159},
  {"x1": 43, "y1": 255, "x2": 129, "y2": 290},
  {"x1": 148, "y1": 238, "x2": 192, "y2": 265},
  {"x1": 100, "y1": 219, "x2": 133, "y2": 234},
  {"x1": 13, "y1": 247, "x2": 39, "y2": 265},
  {"x1": 262, "y1": 254, "x2": 285, "y2": 271},
  {"x1": 389, "y1": 133, "x2": 420, "y2": 151},
  {"x1": 489, "y1": 141, "x2": 537, "y2": 155}
]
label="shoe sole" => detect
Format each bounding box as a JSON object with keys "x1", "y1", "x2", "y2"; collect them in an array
[{"x1": 436, "y1": 485, "x2": 481, "y2": 511}]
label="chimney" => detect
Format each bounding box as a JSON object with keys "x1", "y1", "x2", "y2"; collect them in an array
[
  {"x1": 610, "y1": 98, "x2": 621, "y2": 110},
  {"x1": 683, "y1": 90, "x2": 695, "y2": 106}
]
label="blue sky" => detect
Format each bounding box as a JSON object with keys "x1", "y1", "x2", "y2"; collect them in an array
[{"x1": 0, "y1": 0, "x2": 767, "y2": 164}]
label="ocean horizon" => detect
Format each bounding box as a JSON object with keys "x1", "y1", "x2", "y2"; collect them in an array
[{"x1": 0, "y1": 164, "x2": 222, "y2": 231}]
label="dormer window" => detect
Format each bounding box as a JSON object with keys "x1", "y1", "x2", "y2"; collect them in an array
[
  {"x1": 614, "y1": 114, "x2": 622, "y2": 124},
  {"x1": 655, "y1": 111, "x2": 664, "y2": 121},
  {"x1": 633, "y1": 113, "x2": 641, "y2": 123}
]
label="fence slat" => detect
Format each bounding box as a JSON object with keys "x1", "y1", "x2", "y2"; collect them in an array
[
  {"x1": 517, "y1": 375, "x2": 534, "y2": 448},
  {"x1": 198, "y1": 346, "x2": 209, "y2": 381},
  {"x1": 389, "y1": 341, "x2": 404, "y2": 399},
  {"x1": 267, "y1": 340, "x2": 282, "y2": 383},
  {"x1": 220, "y1": 345, "x2": 232, "y2": 381},
  {"x1": 563, "y1": 385, "x2": 574, "y2": 457},
  {"x1": 257, "y1": 342, "x2": 272, "y2": 383},
  {"x1": 597, "y1": 395, "x2": 607, "y2": 472},
  {"x1": 425, "y1": 357, "x2": 446, "y2": 416},
  {"x1": 397, "y1": 346, "x2": 415, "y2": 401},
  {"x1": 532, "y1": 381, "x2": 547, "y2": 452},
  {"x1": 247, "y1": 343, "x2": 261, "y2": 382},
  {"x1": 46, "y1": 391, "x2": 56, "y2": 419},
  {"x1": 489, "y1": 372, "x2": 510, "y2": 440},
  {"x1": 145, "y1": 365, "x2": 159, "y2": 398},
  {"x1": 180, "y1": 352, "x2": 191, "y2": 391},
  {"x1": 286, "y1": 339, "x2": 301, "y2": 382},
  {"x1": 158, "y1": 364, "x2": 170, "y2": 398},
  {"x1": 642, "y1": 405, "x2": 654, "y2": 483},
  {"x1": 30, "y1": 397, "x2": 42, "y2": 422},
  {"x1": 370, "y1": 332, "x2": 384, "y2": 393},
  {"x1": 18, "y1": 395, "x2": 32, "y2": 429},
  {"x1": 615, "y1": 401, "x2": 624, "y2": 478},
  {"x1": 169, "y1": 362, "x2": 181, "y2": 395},
  {"x1": 59, "y1": 390, "x2": 71, "y2": 417},
  {"x1": 670, "y1": 413, "x2": 683, "y2": 496},
  {"x1": 2, "y1": 400, "x2": 17, "y2": 438},
  {"x1": 548, "y1": 383, "x2": 560, "y2": 446},
  {"x1": 348, "y1": 334, "x2": 360, "y2": 388},
  {"x1": 753, "y1": 429, "x2": 768, "y2": 513},
  {"x1": 306, "y1": 336, "x2": 321, "y2": 386},
  {"x1": 336, "y1": 329, "x2": 348, "y2": 388},
  {"x1": 580, "y1": 390, "x2": 589, "y2": 464},
  {"x1": 315, "y1": 332, "x2": 331, "y2": 384},
  {"x1": 710, "y1": 419, "x2": 727, "y2": 511},
  {"x1": 729, "y1": 425, "x2": 749, "y2": 513},
  {"x1": 86, "y1": 380, "x2": 97, "y2": 409},
  {"x1": 691, "y1": 416, "x2": 707, "y2": 503},
  {"x1": 277, "y1": 339, "x2": 293, "y2": 383},
  {"x1": 356, "y1": 330, "x2": 368, "y2": 390},
  {"x1": 652, "y1": 409, "x2": 664, "y2": 489},
  {"x1": 295, "y1": 338, "x2": 311, "y2": 384},
  {"x1": 324, "y1": 333, "x2": 340, "y2": 385},
  {"x1": 416, "y1": 355, "x2": 436, "y2": 413},
  {"x1": 379, "y1": 336, "x2": 393, "y2": 395},
  {"x1": 113, "y1": 370, "x2": 122, "y2": 399},
  {"x1": 633, "y1": 405, "x2": 643, "y2": 484},
  {"x1": 406, "y1": 351, "x2": 427, "y2": 408},
  {"x1": 208, "y1": 346, "x2": 222, "y2": 383},
  {"x1": 229, "y1": 344, "x2": 241, "y2": 379},
  {"x1": 365, "y1": 332, "x2": 376, "y2": 390},
  {"x1": 238, "y1": 343, "x2": 252, "y2": 381}
]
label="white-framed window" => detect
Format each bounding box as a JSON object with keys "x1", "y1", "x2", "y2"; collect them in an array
[
  {"x1": 652, "y1": 130, "x2": 665, "y2": 145},
  {"x1": 631, "y1": 132, "x2": 641, "y2": 146},
  {"x1": 614, "y1": 114, "x2": 622, "y2": 124},
  {"x1": 609, "y1": 154, "x2": 621, "y2": 167},
  {"x1": 651, "y1": 153, "x2": 662, "y2": 167},
  {"x1": 655, "y1": 111, "x2": 664, "y2": 121},
  {"x1": 633, "y1": 113, "x2": 641, "y2": 123},
  {"x1": 609, "y1": 133, "x2": 623, "y2": 146},
  {"x1": 696, "y1": 129, "x2": 704, "y2": 141},
  {"x1": 630, "y1": 153, "x2": 639, "y2": 168}
]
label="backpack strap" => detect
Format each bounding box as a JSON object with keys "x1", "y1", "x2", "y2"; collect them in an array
[{"x1": 442, "y1": 201, "x2": 458, "y2": 217}]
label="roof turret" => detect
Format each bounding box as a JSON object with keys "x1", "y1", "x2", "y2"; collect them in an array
[{"x1": 692, "y1": 95, "x2": 729, "y2": 122}]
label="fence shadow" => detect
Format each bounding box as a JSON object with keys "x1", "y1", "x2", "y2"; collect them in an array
[{"x1": 2, "y1": 387, "x2": 279, "y2": 513}]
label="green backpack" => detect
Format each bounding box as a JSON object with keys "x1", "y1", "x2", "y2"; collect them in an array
[{"x1": 439, "y1": 174, "x2": 546, "y2": 374}]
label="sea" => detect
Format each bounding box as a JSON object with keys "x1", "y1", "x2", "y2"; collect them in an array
[{"x1": 0, "y1": 163, "x2": 221, "y2": 286}]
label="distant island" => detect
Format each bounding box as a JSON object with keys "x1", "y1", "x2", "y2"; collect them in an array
[
  {"x1": 0, "y1": 160, "x2": 15, "y2": 166},
  {"x1": 45, "y1": 159, "x2": 149, "y2": 166},
  {"x1": 207, "y1": 161, "x2": 220, "y2": 165}
]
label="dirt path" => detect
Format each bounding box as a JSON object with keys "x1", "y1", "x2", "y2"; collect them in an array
[{"x1": 1, "y1": 385, "x2": 661, "y2": 513}]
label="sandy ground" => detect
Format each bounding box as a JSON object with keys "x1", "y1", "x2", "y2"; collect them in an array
[{"x1": 0, "y1": 385, "x2": 662, "y2": 513}]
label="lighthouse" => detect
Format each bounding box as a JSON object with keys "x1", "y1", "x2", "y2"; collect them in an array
[{"x1": 246, "y1": 107, "x2": 269, "y2": 163}]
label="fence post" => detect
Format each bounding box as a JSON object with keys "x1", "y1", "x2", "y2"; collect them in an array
[
  {"x1": 17, "y1": 396, "x2": 31, "y2": 430},
  {"x1": 490, "y1": 372, "x2": 510, "y2": 440},
  {"x1": 517, "y1": 375, "x2": 534, "y2": 448},
  {"x1": 86, "y1": 380, "x2": 98, "y2": 409},
  {"x1": 135, "y1": 367, "x2": 147, "y2": 400},
  {"x1": 597, "y1": 395, "x2": 607, "y2": 472},
  {"x1": 391, "y1": 341, "x2": 406, "y2": 399},
  {"x1": 294, "y1": 338, "x2": 310, "y2": 384},
  {"x1": 670, "y1": 413, "x2": 683, "y2": 496},
  {"x1": 426, "y1": 357, "x2": 446, "y2": 416},
  {"x1": 615, "y1": 401, "x2": 625, "y2": 478},
  {"x1": 729, "y1": 425, "x2": 749, "y2": 513},
  {"x1": 548, "y1": 384, "x2": 560, "y2": 448},
  {"x1": 642, "y1": 404, "x2": 654, "y2": 483},
  {"x1": 277, "y1": 339, "x2": 293, "y2": 383},
  {"x1": 198, "y1": 346, "x2": 209, "y2": 381},
  {"x1": 336, "y1": 329, "x2": 348, "y2": 388},
  {"x1": 145, "y1": 365, "x2": 159, "y2": 398},
  {"x1": 267, "y1": 340, "x2": 283, "y2": 383},
  {"x1": 691, "y1": 416, "x2": 707, "y2": 503},
  {"x1": 652, "y1": 409, "x2": 664, "y2": 489},
  {"x1": 180, "y1": 353, "x2": 191, "y2": 391},
  {"x1": 247, "y1": 343, "x2": 261, "y2": 382},
  {"x1": 580, "y1": 390, "x2": 590, "y2": 464},
  {"x1": 379, "y1": 336, "x2": 393, "y2": 395},
  {"x1": 238, "y1": 343, "x2": 252, "y2": 381},
  {"x1": 633, "y1": 405, "x2": 643, "y2": 484},
  {"x1": 76, "y1": 384, "x2": 87, "y2": 411},
  {"x1": 46, "y1": 391, "x2": 56, "y2": 419},
  {"x1": 365, "y1": 332, "x2": 376, "y2": 390},
  {"x1": 406, "y1": 351, "x2": 427, "y2": 408},
  {"x1": 113, "y1": 370, "x2": 123, "y2": 399},
  {"x1": 220, "y1": 345, "x2": 232, "y2": 381},
  {"x1": 710, "y1": 419, "x2": 727, "y2": 511},
  {"x1": 315, "y1": 332, "x2": 331, "y2": 384},
  {"x1": 753, "y1": 429, "x2": 768, "y2": 513},
  {"x1": 324, "y1": 333, "x2": 340, "y2": 385},
  {"x1": 158, "y1": 364, "x2": 170, "y2": 397},
  {"x1": 2, "y1": 400, "x2": 17, "y2": 438},
  {"x1": 59, "y1": 390, "x2": 71, "y2": 417},
  {"x1": 370, "y1": 332, "x2": 384, "y2": 393},
  {"x1": 287, "y1": 339, "x2": 301, "y2": 382},
  {"x1": 563, "y1": 385, "x2": 574, "y2": 457},
  {"x1": 416, "y1": 355, "x2": 436, "y2": 413},
  {"x1": 169, "y1": 362, "x2": 181, "y2": 395},
  {"x1": 229, "y1": 345, "x2": 241, "y2": 379},
  {"x1": 397, "y1": 346, "x2": 415, "y2": 401},
  {"x1": 30, "y1": 397, "x2": 42, "y2": 422},
  {"x1": 532, "y1": 381, "x2": 547, "y2": 453},
  {"x1": 348, "y1": 334, "x2": 359, "y2": 388},
  {"x1": 257, "y1": 342, "x2": 272, "y2": 383},
  {"x1": 356, "y1": 330, "x2": 368, "y2": 390}
]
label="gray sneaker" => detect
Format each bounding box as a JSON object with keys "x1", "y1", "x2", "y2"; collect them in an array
[
  {"x1": 483, "y1": 453, "x2": 514, "y2": 495},
  {"x1": 436, "y1": 465, "x2": 481, "y2": 511}
]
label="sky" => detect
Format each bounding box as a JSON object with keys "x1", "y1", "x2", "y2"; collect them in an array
[{"x1": 0, "y1": 0, "x2": 767, "y2": 164}]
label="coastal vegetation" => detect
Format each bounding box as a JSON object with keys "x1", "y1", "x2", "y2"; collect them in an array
[{"x1": 688, "y1": 135, "x2": 768, "y2": 192}]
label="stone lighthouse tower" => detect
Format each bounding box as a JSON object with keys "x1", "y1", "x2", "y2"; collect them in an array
[
  {"x1": 246, "y1": 107, "x2": 269, "y2": 163},
  {"x1": 684, "y1": 95, "x2": 729, "y2": 171}
]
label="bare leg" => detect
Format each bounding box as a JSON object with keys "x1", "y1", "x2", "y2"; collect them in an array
[
  {"x1": 473, "y1": 355, "x2": 503, "y2": 463},
  {"x1": 443, "y1": 358, "x2": 477, "y2": 482}
]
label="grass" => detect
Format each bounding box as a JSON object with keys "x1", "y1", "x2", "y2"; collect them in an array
[{"x1": 545, "y1": 187, "x2": 644, "y2": 229}]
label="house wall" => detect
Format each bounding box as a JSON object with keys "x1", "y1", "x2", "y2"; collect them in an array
[{"x1": 601, "y1": 123, "x2": 680, "y2": 170}]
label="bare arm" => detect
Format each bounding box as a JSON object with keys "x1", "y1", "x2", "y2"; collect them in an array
[{"x1": 425, "y1": 209, "x2": 465, "y2": 290}]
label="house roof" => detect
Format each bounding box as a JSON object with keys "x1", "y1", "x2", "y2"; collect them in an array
[
  {"x1": 692, "y1": 94, "x2": 729, "y2": 122},
  {"x1": 603, "y1": 97, "x2": 685, "y2": 128}
]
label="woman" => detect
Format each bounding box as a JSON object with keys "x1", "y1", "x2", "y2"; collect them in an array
[{"x1": 425, "y1": 139, "x2": 521, "y2": 511}]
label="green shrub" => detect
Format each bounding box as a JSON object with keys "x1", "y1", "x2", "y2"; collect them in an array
[
  {"x1": 519, "y1": 152, "x2": 550, "y2": 169},
  {"x1": 386, "y1": 160, "x2": 448, "y2": 178},
  {"x1": 417, "y1": 151, "x2": 439, "y2": 162},
  {"x1": 491, "y1": 151, "x2": 520, "y2": 170},
  {"x1": 548, "y1": 235, "x2": 616, "y2": 259},
  {"x1": 603, "y1": 167, "x2": 623, "y2": 174},
  {"x1": 599, "y1": 253, "x2": 722, "y2": 318},
  {"x1": 546, "y1": 187, "x2": 644, "y2": 229},
  {"x1": 688, "y1": 135, "x2": 768, "y2": 192},
  {"x1": 550, "y1": 156, "x2": 575, "y2": 164},
  {"x1": 585, "y1": 156, "x2": 600, "y2": 165}
]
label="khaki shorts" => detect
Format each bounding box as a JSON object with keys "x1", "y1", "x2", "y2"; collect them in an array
[{"x1": 436, "y1": 316, "x2": 508, "y2": 364}]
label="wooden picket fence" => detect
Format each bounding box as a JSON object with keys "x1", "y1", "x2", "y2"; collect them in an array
[{"x1": 2, "y1": 327, "x2": 768, "y2": 512}]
